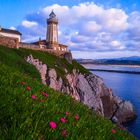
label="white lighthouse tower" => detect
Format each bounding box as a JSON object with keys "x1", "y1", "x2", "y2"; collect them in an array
[{"x1": 46, "y1": 10, "x2": 59, "y2": 50}]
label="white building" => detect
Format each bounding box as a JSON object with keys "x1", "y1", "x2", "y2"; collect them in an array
[{"x1": 0, "y1": 26, "x2": 22, "y2": 42}]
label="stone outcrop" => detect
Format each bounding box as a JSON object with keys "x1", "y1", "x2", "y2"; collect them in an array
[
  {"x1": 63, "y1": 52, "x2": 72, "y2": 64},
  {"x1": 112, "y1": 96, "x2": 136, "y2": 123},
  {"x1": 26, "y1": 55, "x2": 136, "y2": 124},
  {"x1": 26, "y1": 55, "x2": 47, "y2": 84}
]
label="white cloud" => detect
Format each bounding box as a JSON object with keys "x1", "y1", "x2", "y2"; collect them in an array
[
  {"x1": 101, "y1": 8, "x2": 128, "y2": 33},
  {"x1": 81, "y1": 21, "x2": 102, "y2": 34},
  {"x1": 22, "y1": 20, "x2": 38, "y2": 28},
  {"x1": 111, "y1": 40, "x2": 120, "y2": 47},
  {"x1": 71, "y1": 34, "x2": 90, "y2": 43},
  {"x1": 110, "y1": 40, "x2": 124, "y2": 49},
  {"x1": 128, "y1": 11, "x2": 140, "y2": 39},
  {"x1": 72, "y1": 2, "x2": 104, "y2": 18},
  {"x1": 9, "y1": 26, "x2": 16, "y2": 30}
]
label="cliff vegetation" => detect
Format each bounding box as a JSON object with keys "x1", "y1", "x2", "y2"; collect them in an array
[{"x1": 0, "y1": 45, "x2": 135, "y2": 140}]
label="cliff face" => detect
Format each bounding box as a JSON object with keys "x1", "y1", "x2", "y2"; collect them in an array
[{"x1": 26, "y1": 55, "x2": 136, "y2": 123}]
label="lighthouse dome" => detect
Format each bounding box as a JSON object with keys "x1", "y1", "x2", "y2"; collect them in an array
[{"x1": 47, "y1": 10, "x2": 58, "y2": 24}]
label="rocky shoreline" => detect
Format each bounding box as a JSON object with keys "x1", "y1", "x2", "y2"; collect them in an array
[{"x1": 26, "y1": 55, "x2": 136, "y2": 124}]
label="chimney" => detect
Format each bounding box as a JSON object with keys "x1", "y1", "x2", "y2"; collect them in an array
[{"x1": 0, "y1": 26, "x2": 1, "y2": 31}]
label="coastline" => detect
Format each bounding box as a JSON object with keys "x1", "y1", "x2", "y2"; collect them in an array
[
  {"x1": 82, "y1": 64, "x2": 140, "y2": 74},
  {"x1": 82, "y1": 63, "x2": 140, "y2": 68},
  {"x1": 88, "y1": 68, "x2": 140, "y2": 74},
  {"x1": 90, "y1": 68, "x2": 140, "y2": 139}
]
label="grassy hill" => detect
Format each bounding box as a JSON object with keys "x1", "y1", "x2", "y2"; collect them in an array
[{"x1": 0, "y1": 45, "x2": 135, "y2": 140}]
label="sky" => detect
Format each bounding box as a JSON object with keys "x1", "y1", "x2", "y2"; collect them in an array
[{"x1": 0, "y1": 0, "x2": 140, "y2": 59}]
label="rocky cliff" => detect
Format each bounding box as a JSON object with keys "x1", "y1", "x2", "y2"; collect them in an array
[{"x1": 26, "y1": 55, "x2": 136, "y2": 124}]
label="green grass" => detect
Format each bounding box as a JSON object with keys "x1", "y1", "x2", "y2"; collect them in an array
[
  {"x1": 14, "y1": 47, "x2": 90, "y2": 78},
  {"x1": 0, "y1": 45, "x2": 135, "y2": 140},
  {"x1": 0, "y1": 45, "x2": 41, "y2": 81},
  {"x1": 0, "y1": 45, "x2": 90, "y2": 83}
]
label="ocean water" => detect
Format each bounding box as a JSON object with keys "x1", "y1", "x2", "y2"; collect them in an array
[{"x1": 83, "y1": 64, "x2": 140, "y2": 139}]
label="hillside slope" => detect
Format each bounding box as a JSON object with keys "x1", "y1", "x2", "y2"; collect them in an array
[{"x1": 0, "y1": 45, "x2": 135, "y2": 139}]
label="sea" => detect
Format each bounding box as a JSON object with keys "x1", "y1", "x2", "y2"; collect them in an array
[{"x1": 83, "y1": 64, "x2": 140, "y2": 139}]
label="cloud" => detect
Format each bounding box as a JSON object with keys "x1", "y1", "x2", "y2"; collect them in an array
[
  {"x1": 17, "y1": 2, "x2": 140, "y2": 58},
  {"x1": 128, "y1": 11, "x2": 140, "y2": 40},
  {"x1": 80, "y1": 21, "x2": 102, "y2": 35},
  {"x1": 72, "y1": 50, "x2": 140, "y2": 59},
  {"x1": 22, "y1": 20, "x2": 38, "y2": 28},
  {"x1": 101, "y1": 8, "x2": 128, "y2": 33},
  {"x1": 9, "y1": 26, "x2": 16, "y2": 30},
  {"x1": 110, "y1": 40, "x2": 124, "y2": 49}
]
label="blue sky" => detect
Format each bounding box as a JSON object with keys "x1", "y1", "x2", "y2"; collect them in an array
[
  {"x1": 1, "y1": 0, "x2": 140, "y2": 28},
  {"x1": 0, "y1": 0, "x2": 92, "y2": 27},
  {"x1": 0, "y1": 0, "x2": 140, "y2": 59}
]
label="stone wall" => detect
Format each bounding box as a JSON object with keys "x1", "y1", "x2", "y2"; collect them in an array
[
  {"x1": 0, "y1": 36, "x2": 19, "y2": 48},
  {"x1": 19, "y1": 42, "x2": 39, "y2": 49},
  {"x1": 19, "y1": 42, "x2": 72, "y2": 62}
]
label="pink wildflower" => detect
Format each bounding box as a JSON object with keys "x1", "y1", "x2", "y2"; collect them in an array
[
  {"x1": 49, "y1": 121, "x2": 57, "y2": 129},
  {"x1": 60, "y1": 118, "x2": 66, "y2": 123},
  {"x1": 31, "y1": 95, "x2": 36, "y2": 100},
  {"x1": 45, "y1": 93, "x2": 48, "y2": 97},
  {"x1": 111, "y1": 129, "x2": 116, "y2": 134},
  {"x1": 65, "y1": 112, "x2": 69, "y2": 116},
  {"x1": 26, "y1": 86, "x2": 31, "y2": 91},
  {"x1": 74, "y1": 114, "x2": 79, "y2": 121},
  {"x1": 41, "y1": 92, "x2": 48, "y2": 97}
]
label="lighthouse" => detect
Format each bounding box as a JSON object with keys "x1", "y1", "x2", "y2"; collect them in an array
[{"x1": 46, "y1": 10, "x2": 59, "y2": 50}]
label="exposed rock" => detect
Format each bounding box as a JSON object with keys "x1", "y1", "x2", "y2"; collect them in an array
[
  {"x1": 48, "y1": 69, "x2": 63, "y2": 91},
  {"x1": 66, "y1": 70, "x2": 81, "y2": 101},
  {"x1": 113, "y1": 99, "x2": 136, "y2": 123},
  {"x1": 26, "y1": 55, "x2": 47, "y2": 84},
  {"x1": 25, "y1": 55, "x2": 136, "y2": 124},
  {"x1": 63, "y1": 52, "x2": 72, "y2": 64}
]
